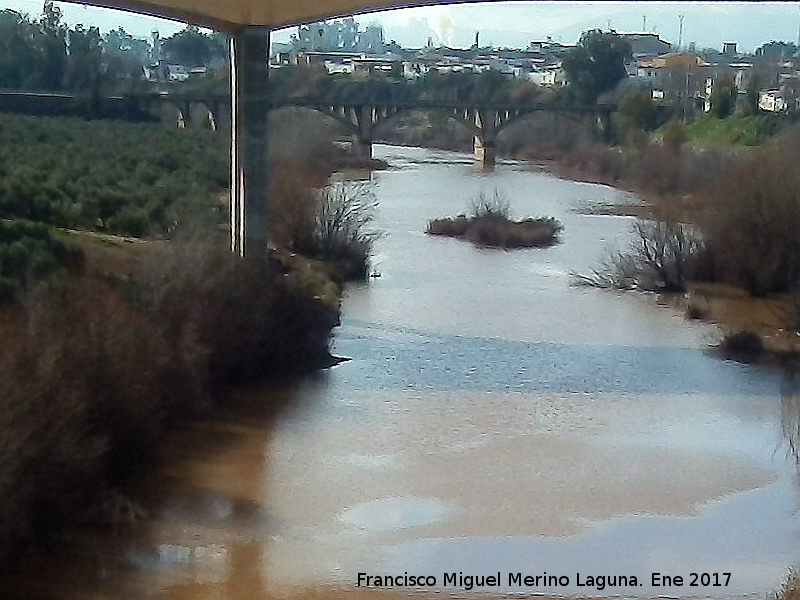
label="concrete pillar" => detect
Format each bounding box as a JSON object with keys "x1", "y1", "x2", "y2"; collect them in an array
[
  {"x1": 230, "y1": 27, "x2": 270, "y2": 257},
  {"x1": 213, "y1": 99, "x2": 232, "y2": 134},
  {"x1": 473, "y1": 109, "x2": 496, "y2": 170},
  {"x1": 473, "y1": 137, "x2": 496, "y2": 169},
  {"x1": 351, "y1": 135, "x2": 373, "y2": 159},
  {"x1": 351, "y1": 104, "x2": 373, "y2": 159}
]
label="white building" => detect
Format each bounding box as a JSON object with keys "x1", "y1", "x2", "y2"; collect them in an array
[{"x1": 758, "y1": 89, "x2": 788, "y2": 112}]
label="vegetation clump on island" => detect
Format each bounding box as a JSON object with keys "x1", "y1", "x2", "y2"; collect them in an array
[{"x1": 426, "y1": 191, "x2": 563, "y2": 249}]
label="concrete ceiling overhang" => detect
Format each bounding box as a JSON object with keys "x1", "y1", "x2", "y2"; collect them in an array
[
  {"x1": 70, "y1": 0, "x2": 518, "y2": 33},
  {"x1": 68, "y1": 0, "x2": 792, "y2": 35},
  {"x1": 66, "y1": 0, "x2": 793, "y2": 34}
]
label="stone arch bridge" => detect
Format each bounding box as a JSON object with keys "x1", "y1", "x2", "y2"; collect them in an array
[{"x1": 141, "y1": 92, "x2": 613, "y2": 168}]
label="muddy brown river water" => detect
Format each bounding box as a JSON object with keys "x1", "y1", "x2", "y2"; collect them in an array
[{"x1": 4, "y1": 145, "x2": 800, "y2": 600}]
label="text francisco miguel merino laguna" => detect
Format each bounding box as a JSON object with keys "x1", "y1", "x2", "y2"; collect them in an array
[{"x1": 357, "y1": 571, "x2": 731, "y2": 592}]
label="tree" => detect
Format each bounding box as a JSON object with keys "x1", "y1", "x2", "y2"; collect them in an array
[
  {"x1": 104, "y1": 27, "x2": 149, "y2": 79},
  {"x1": 0, "y1": 5, "x2": 69, "y2": 91},
  {"x1": 619, "y1": 90, "x2": 659, "y2": 132},
  {"x1": 710, "y1": 74, "x2": 736, "y2": 118},
  {"x1": 746, "y1": 72, "x2": 761, "y2": 114},
  {"x1": 0, "y1": 10, "x2": 35, "y2": 88},
  {"x1": 35, "y1": 2, "x2": 67, "y2": 90},
  {"x1": 756, "y1": 40, "x2": 798, "y2": 59},
  {"x1": 161, "y1": 25, "x2": 226, "y2": 66},
  {"x1": 65, "y1": 24, "x2": 106, "y2": 94},
  {"x1": 562, "y1": 30, "x2": 632, "y2": 104}
]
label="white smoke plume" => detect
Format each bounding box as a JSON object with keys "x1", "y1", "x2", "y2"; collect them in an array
[{"x1": 427, "y1": 10, "x2": 455, "y2": 46}]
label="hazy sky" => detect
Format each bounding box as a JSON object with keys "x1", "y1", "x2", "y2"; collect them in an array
[{"x1": 2, "y1": 1, "x2": 799, "y2": 53}]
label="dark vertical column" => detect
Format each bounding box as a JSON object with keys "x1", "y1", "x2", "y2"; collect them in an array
[
  {"x1": 230, "y1": 26, "x2": 270, "y2": 257},
  {"x1": 214, "y1": 98, "x2": 232, "y2": 134},
  {"x1": 182, "y1": 101, "x2": 193, "y2": 128},
  {"x1": 352, "y1": 104, "x2": 373, "y2": 159}
]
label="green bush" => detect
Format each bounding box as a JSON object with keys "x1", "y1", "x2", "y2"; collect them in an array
[{"x1": 0, "y1": 220, "x2": 83, "y2": 298}]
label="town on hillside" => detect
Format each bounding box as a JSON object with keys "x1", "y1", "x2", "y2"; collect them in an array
[
  {"x1": 1, "y1": 3, "x2": 800, "y2": 115},
  {"x1": 273, "y1": 18, "x2": 800, "y2": 114}
]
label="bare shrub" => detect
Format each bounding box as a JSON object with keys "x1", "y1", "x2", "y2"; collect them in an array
[
  {"x1": 491, "y1": 217, "x2": 562, "y2": 248},
  {"x1": 572, "y1": 250, "x2": 641, "y2": 289},
  {"x1": 269, "y1": 161, "x2": 327, "y2": 252},
  {"x1": 139, "y1": 233, "x2": 338, "y2": 384},
  {"x1": 662, "y1": 118, "x2": 688, "y2": 155},
  {"x1": 293, "y1": 181, "x2": 380, "y2": 281},
  {"x1": 502, "y1": 112, "x2": 599, "y2": 160},
  {"x1": 468, "y1": 189, "x2": 512, "y2": 221},
  {"x1": 268, "y1": 107, "x2": 339, "y2": 162},
  {"x1": 555, "y1": 130, "x2": 736, "y2": 201},
  {"x1": 0, "y1": 276, "x2": 174, "y2": 559},
  {"x1": 464, "y1": 216, "x2": 509, "y2": 247},
  {"x1": 376, "y1": 110, "x2": 473, "y2": 151},
  {"x1": 23, "y1": 279, "x2": 171, "y2": 474},
  {"x1": 779, "y1": 288, "x2": 800, "y2": 334},
  {"x1": 575, "y1": 219, "x2": 702, "y2": 292},
  {"x1": 629, "y1": 220, "x2": 701, "y2": 291},
  {"x1": 685, "y1": 302, "x2": 709, "y2": 320}
]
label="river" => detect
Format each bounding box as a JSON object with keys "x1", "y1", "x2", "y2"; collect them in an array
[{"x1": 3, "y1": 144, "x2": 800, "y2": 600}]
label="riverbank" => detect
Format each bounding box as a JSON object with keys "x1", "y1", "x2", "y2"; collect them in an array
[
  {"x1": 0, "y1": 108, "x2": 395, "y2": 582},
  {"x1": 521, "y1": 122, "x2": 800, "y2": 362},
  {"x1": 572, "y1": 185, "x2": 800, "y2": 363},
  {"x1": 0, "y1": 227, "x2": 342, "y2": 566}
]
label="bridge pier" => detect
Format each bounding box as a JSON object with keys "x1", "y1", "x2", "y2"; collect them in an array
[
  {"x1": 351, "y1": 134, "x2": 373, "y2": 159},
  {"x1": 208, "y1": 100, "x2": 226, "y2": 132},
  {"x1": 473, "y1": 109, "x2": 497, "y2": 170},
  {"x1": 474, "y1": 137, "x2": 496, "y2": 170},
  {"x1": 352, "y1": 105, "x2": 374, "y2": 159},
  {"x1": 230, "y1": 26, "x2": 270, "y2": 257},
  {"x1": 179, "y1": 101, "x2": 192, "y2": 128}
]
